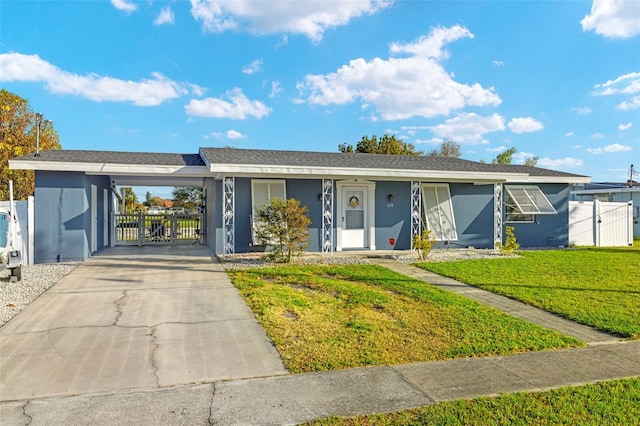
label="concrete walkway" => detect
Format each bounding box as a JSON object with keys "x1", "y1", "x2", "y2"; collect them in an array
[
  {"x1": 369, "y1": 258, "x2": 621, "y2": 345},
  {"x1": 0, "y1": 251, "x2": 638, "y2": 425}
]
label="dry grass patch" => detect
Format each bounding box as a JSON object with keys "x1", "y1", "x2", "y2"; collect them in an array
[{"x1": 228, "y1": 265, "x2": 581, "y2": 373}]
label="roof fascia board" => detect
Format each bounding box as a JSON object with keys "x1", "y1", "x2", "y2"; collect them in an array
[
  {"x1": 110, "y1": 175, "x2": 206, "y2": 187},
  {"x1": 198, "y1": 148, "x2": 212, "y2": 170},
  {"x1": 9, "y1": 159, "x2": 209, "y2": 176},
  {"x1": 209, "y1": 164, "x2": 525, "y2": 181},
  {"x1": 504, "y1": 175, "x2": 591, "y2": 184}
]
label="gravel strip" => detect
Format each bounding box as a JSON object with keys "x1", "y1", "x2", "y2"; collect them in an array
[
  {"x1": 0, "y1": 262, "x2": 81, "y2": 327},
  {"x1": 221, "y1": 248, "x2": 516, "y2": 270}
]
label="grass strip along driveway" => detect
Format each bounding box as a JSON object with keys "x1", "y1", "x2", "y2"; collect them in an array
[
  {"x1": 417, "y1": 247, "x2": 640, "y2": 339},
  {"x1": 308, "y1": 377, "x2": 640, "y2": 425},
  {"x1": 227, "y1": 265, "x2": 581, "y2": 373}
]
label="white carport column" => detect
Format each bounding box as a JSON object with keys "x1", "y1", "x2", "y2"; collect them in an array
[
  {"x1": 411, "y1": 181, "x2": 421, "y2": 251},
  {"x1": 223, "y1": 177, "x2": 235, "y2": 256},
  {"x1": 321, "y1": 179, "x2": 334, "y2": 255},
  {"x1": 494, "y1": 183, "x2": 503, "y2": 250}
]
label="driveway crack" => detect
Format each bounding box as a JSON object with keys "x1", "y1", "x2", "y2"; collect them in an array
[
  {"x1": 21, "y1": 400, "x2": 32, "y2": 425},
  {"x1": 207, "y1": 383, "x2": 216, "y2": 426},
  {"x1": 113, "y1": 290, "x2": 128, "y2": 326},
  {"x1": 149, "y1": 325, "x2": 160, "y2": 387}
]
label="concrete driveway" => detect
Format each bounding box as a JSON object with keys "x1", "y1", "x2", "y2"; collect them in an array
[{"x1": 0, "y1": 246, "x2": 286, "y2": 401}]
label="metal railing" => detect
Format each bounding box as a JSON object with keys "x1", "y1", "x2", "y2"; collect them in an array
[{"x1": 115, "y1": 213, "x2": 204, "y2": 246}]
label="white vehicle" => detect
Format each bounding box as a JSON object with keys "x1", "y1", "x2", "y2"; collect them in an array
[{"x1": 0, "y1": 206, "x2": 22, "y2": 281}]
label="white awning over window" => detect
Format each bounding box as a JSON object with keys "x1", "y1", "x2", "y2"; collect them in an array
[{"x1": 505, "y1": 186, "x2": 557, "y2": 214}]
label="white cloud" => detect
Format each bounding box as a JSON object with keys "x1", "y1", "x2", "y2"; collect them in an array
[
  {"x1": 537, "y1": 157, "x2": 584, "y2": 169},
  {"x1": 595, "y1": 72, "x2": 640, "y2": 88},
  {"x1": 573, "y1": 144, "x2": 583, "y2": 149},
  {"x1": 184, "y1": 87, "x2": 271, "y2": 119},
  {"x1": 618, "y1": 122, "x2": 633, "y2": 131},
  {"x1": 591, "y1": 133, "x2": 605, "y2": 139},
  {"x1": 581, "y1": 0, "x2": 640, "y2": 39},
  {"x1": 189, "y1": 0, "x2": 390, "y2": 42},
  {"x1": 571, "y1": 106, "x2": 592, "y2": 115},
  {"x1": 492, "y1": 60, "x2": 505, "y2": 67},
  {"x1": 389, "y1": 25, "x2": 473, "y2": 59},
  {"x1": 242, "y1": 59, "x2": 262, "y2": 75},
  {"x1": 226, "y1": 129, "x2": 246, "y2": 139},
  {"x1": 513, "y1": 151, "x2": 536, "y2": 164},
  {"x1": 296, "y1": 26, "x2": 501, "y2": 120},
  {"x1": 566, "y1": 132, "x2": 574, "y2": 137},
  {"x1": 0, "y1": 52, "x2": 189, "y2": 106},
  {"x1": 587, "y1": 143, "x2": 633, "y2": 154},
  {"x1": 111, "y1": 0, "x2": 137, "y2": 13},
  {"x1": 593, "y1": 72, "x2": 640, "y2": 96},
  {"x1": 428, "y1": 113, "x2": 505, "y2": 144},
  {"x1": 154, "y1": 6, "x2": 175, "y2": 25},
  {"x1": 269, "y1": 81, "x2": 283, "y2": 98},
  {"x1": 617, "y1": 95, "x2": 640, "y2": 110},
  {"x1": 507, "y1": 117, "x2": 544, "y2": 134},
  {"x1": 593, "y1": 72, "x2": 640, "y2": 111},
  {"x1": 486, "y1": 145, "x2": 507, "y2": 153}
]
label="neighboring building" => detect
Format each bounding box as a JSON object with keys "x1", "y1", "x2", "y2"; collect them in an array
[
  {"x1": 9, "y1": 148, "x2": 590, "y2": 263},
  {"x1": 571, "y1": 182, "x2": 640, "y2": 237}
]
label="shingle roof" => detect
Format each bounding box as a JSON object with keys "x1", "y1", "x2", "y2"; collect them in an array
[
  {"x1": 12, "y1": 150, "x2": 205, "y2": 167},
  {"x1": 200, "y1": 147, "x2": 587, "y2": 178},
  {"x1": 11, "y1": 147, "x2": 588, "y2": 179}
]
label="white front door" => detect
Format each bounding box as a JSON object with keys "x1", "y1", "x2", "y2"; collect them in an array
[{"x1": 342, "y1": 188, "x2": 366, "y2": 248}]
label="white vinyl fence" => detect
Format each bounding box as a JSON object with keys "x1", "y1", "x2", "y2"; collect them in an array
[
  {"x1": 569, "y1": 200, "x2": 634, "y2": 247},
  {"x1": 0, "y1": 197, "x2": 34, "y2": 265}
]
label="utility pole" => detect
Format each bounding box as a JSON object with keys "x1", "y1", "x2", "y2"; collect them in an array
[{"x1": 34, "y1": 113, "x2": 52, "y2": 156}]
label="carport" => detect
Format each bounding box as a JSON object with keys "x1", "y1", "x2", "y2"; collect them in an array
[{"x1": 8, "y1": 151, "x2": 217, "y2": 263}]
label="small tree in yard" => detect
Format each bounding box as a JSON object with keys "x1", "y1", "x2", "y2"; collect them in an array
[
  {"x1": 255, "y1": 198, "x2": 311, "y2": 263},
  {"x1": 412, "y1": 229, "x2": 437, "y2": 260}
]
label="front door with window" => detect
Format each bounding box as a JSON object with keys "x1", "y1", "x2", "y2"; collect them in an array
[{"x1": 342, "y1": 188, "x2": 366, "y2": 248}]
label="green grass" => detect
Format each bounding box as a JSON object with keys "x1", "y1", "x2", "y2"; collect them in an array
[
  {"x1": 308, "y1": 377, "x2": 640, "y2": 425},
  {"x1": 416, "y1": 248, "x2": 640, "y2": 339},
  {"x1": 227, "y1": 265, "x2": 581, "y2": 373}
]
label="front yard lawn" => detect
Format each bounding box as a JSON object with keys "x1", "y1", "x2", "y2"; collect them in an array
[
  {"x1": 309, "y1": 377, "x2": 640, "y2": 425},
  {"x1": 416, "y1": 248, "x2": 640, "y2": 339},
  {"x1": 227, "y1": 265, "x2": 581, "y2": 373}
]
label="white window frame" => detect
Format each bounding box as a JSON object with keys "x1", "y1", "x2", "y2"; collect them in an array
[
  {"x1": 504, "y1": 185, "x2": 557, "y2": 223},
  {"x1": 421, "y1": 183, "x2": 458, "y2": 241},
  {"x1": 251, "y1": 179, "x2": 286, "y2": 244}
]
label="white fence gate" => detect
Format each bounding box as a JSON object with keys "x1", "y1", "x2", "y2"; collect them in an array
[
  {"x1": 569, "y1": 200, "x2": 634, "y2": 247},
  {"x1": 0, "y1": 197, "x2": 34, "y2": 265}
]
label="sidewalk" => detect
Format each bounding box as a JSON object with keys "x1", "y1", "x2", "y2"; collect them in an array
[{"x1": 1, "y1": 258, "x2": 638, "y2": 425}]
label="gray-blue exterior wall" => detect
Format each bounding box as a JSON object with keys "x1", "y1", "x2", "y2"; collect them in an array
[
  {"x1": 224, "y1": 179, "x2": 571, "y2": 253},
  {"x1": 34, "y1": 171, "x2": 111, "y2": 263},
  {"x1": 505, "y1": 183, "x2": 570, "y2": 248}
]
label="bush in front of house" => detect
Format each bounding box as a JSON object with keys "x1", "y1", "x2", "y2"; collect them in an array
[
  {"x1": 412, "y1": 229, "x2": 437, "y2": 260},
  {"x1": 255, "y1": 197, "x2": 311, "y2": 263}
]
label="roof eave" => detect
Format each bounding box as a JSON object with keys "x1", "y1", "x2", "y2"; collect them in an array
[{"x1": 9, "y1": 159, "x2": 209, "y2": 176}]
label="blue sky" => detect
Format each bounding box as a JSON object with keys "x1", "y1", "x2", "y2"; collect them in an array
[{"x1": 1, "y1": 0, "x2": 639, "y2": 199}]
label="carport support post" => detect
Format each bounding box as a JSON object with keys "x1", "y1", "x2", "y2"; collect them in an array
[{"x1": 138, "y1": 211, "x2": 144, "y2": 246}]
